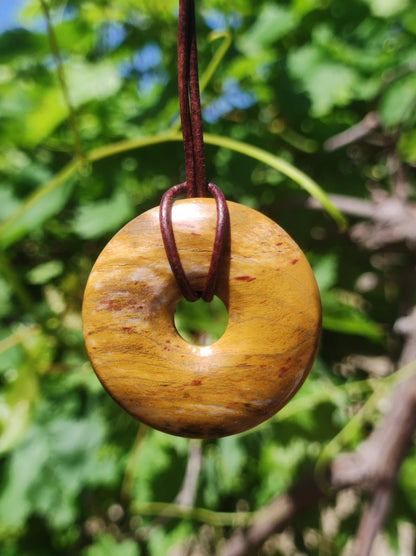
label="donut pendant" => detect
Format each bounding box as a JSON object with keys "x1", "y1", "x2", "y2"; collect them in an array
[{"x1": 82, "y1": 199, "x2": 321, "y2": 438}]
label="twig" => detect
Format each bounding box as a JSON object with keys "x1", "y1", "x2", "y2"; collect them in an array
[
  {"x1": 218, "y1": 360, "x2": 416, "y2": 556},
  {"x1": 353, "y1": 489, "x2": 393, "y2": 556},
  {"x1": 175, "y1": 439, "x2": 203, "y2": 507},
  {"x1": 348, "y1": 319, "x2": 416, "y2": 556},
  {"x1": 308, "y1": 191, "x2": 416, "y2": 250},
  {"x1": 136, "y1": 439, "x2": 203, "y2": 539},
  {"x1": 324, "y1": 112, "x2": 380, "y2": 152},
  {"x1": 218, "y1": 476, "x2": 325, "y2": 556},
  {"x1": 350, "y1": 197, "x2": 416, "y2": 250},
  {"x1": 39, "y1": 0, "x2": 84, "y2": 160},
  {"x1": 307, "y1": 193, "x2": 375, "y2": 219},
  {"x1": 0, "y1": 326, "x2": 38, "y2": 354},
  {"x1": 395, "y1": 308, "x2": 416, "y2": 368},
  {"x1": 331, "y1": 360, "x2": 416, "y2": 556},
  {"x1": 130, "y1": 501, "x2": 253, "y2": 528},
  {"x1": 387, "y1": 152, "x2": 411, "y2": 201},
  {"x1": 0, "y1": 130, "x2": 345, "y2": 246}
]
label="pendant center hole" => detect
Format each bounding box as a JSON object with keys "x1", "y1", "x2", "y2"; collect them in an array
[{"x1": 174, "y1": 296, "x2": 228, "y2": 346}]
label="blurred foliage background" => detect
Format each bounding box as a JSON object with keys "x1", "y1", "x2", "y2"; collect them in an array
[{"x1": 0, "y1": 0, "x2": 416, "y2": 554}]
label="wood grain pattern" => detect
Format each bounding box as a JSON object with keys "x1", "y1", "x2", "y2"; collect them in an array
[{"x1": 82, "y1": 199, "x2": 322, "y2": 438}]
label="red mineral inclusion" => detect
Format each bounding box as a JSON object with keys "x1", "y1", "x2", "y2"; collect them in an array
[{"x1": 235, "y1": 276, "x2": 256, "y2": 282}]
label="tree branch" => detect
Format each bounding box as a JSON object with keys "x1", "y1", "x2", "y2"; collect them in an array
[
  {"x1": 346, "y1": 318, "x2": 416, "y2": 556},
  {"x1": 395, "y1": 308, "x2": 416, "y2": 368},
  {"x1": 218, "y1": 361, "x2": 416, "y2": 556},
  {"x1": 175, "y1": 439, "x2": 203, "y2": 507},
  {"x1": 307, "y1": 193, "x2": 375, "y2": 219},
  {"x1": 307, "y1": 192, "x2": 416, "y2": 250},
  {"x1": 218, "y1": 476, "x2": 325, "y2": 556},
  {"x1": 324, "y1": 112, "x2": 380, "y2": 152},
  {"x1": 353, "y1": 488, "x2": 393, "y2": 556}
]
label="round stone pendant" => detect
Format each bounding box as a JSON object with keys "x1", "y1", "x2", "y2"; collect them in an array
[{"x1": 82, "y1": 199, "x2": 321, "y2": 438}]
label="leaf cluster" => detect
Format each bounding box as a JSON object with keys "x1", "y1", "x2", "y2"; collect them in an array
[{"x1": 0, "y1": 0, "x2": 416, "y2": 554}]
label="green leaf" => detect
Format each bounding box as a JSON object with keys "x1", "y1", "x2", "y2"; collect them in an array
[
  {"x1": 323, "y1": 315, "x2": 383, "y2": 340},
  {"x1": 313, "y1": 254, "x2": 338, "y2": 293},
  {"x1": 147, "y1": 522, "x2": 193, "y2": 556},
  {"x1": 0, "y1": 433, "x2": 47, "y2": 533},
  {"x1": 379, "y1": 74, "x2": 416, "y2": 128},
  {"x1": 398, "y1": 448, "x2": 416, "y2": 513},
  {"x1": 0, "y1": 413, "x2": 119, "y2": 532},
  {"x1": 71, "y1": 189, "x2": 134, "y2": 239},
  {"x1": 0, "y1": 29, "x2": 49, "y2": 62},
  {"x1": 0, "y1": 179, "x2": 74, "y2": 248},
  {"x1": 0, "y1": 187, "x2": 20, "y2": 222},
  {"x1": 0, "y1": 278, "x2": 13, "y2": 318},
  {"x1": 22, "y1": 60, "x2": 122, "y2": 148},
  {"x1": 23, "y1": 87, "x2": 68, "y2": 149},
  {"x1": 0, "y1": 365, "x2": 39, "y2": 456},
  {"x1": 131, "y1": 430, "x2": 188, "y2": 504},
  {"x1": 237, "y1": 4, "x2": 298, "y2": 55},
  {"x1": 292, "y1": 0, "x2": 318, "y2": 17},
  {"x1": 404, "y1": 9, "x2": 416, "y2": 34},
  {"x1": 66, "y1": 60, "x2": 122, "y2": 106},
  {"x1": 83, "y1": 535, "x2": 140, "y2": 556},
  {"x1": 398, "y1": 129, "x2": 416, "y2": 163},
  {"x1": 362, "y1": 0, "x2": 410, "y2": 18},
  {"x1": 321, "y1": 291, "x2": 383, "y2": 341},
  {"x1": 0, "y1": 328, "x2": 44, "y2": 455},
  {"x1": 288, "y1": 45, "x2": 360, "y2": 116},
  {"x1": 217, "y1": 436, "x2": 246, "y2": 491},
  {"x1": 258, "y1": 438, "x2": 309, "y2": 503},
  {"x1": 26, "y1": 260, "x2": 64, "y2": 285}
]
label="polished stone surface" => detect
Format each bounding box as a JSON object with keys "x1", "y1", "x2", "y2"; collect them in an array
[{"x1": 83, "y1": 199, "x2": 321, "y2": 438}]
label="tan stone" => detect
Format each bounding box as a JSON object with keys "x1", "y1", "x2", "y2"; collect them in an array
[{"x1": 83, "y1": 199, "x2": 321, "y2": 438}]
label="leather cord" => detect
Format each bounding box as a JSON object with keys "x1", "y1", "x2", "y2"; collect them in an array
[{"x1": 159, "y1": 0, "x2": 230, "y2": 302}]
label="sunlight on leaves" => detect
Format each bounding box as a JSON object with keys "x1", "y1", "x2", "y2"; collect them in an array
[{"x1": 71, "y1": 189, "x2": 134, "y2": 239}]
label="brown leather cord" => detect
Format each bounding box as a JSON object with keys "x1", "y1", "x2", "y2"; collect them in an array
[
  {"x1": 159, "y1": 0, "x2": 230, "y2": 302},
  {"x1": 160, "y1": 183, "x2": 199, "y2": 302},
  {"x1": 202, "y1": 183, "x2": 230, "y2": 302},
  {"x1": 160, "y1": 182, "x2": 229, "y2": 302},
  {"x1": 178, "y1": 0, "x2": 207, "y2": 196}
]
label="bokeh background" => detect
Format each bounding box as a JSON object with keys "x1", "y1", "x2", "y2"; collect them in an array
[{"x1": 1, "y1": 1, "x2": 416, "y2": 554}]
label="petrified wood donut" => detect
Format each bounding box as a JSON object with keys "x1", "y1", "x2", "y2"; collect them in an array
[{"x1": 82, "y1": 199, "x2": 321, "y2": 438}]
